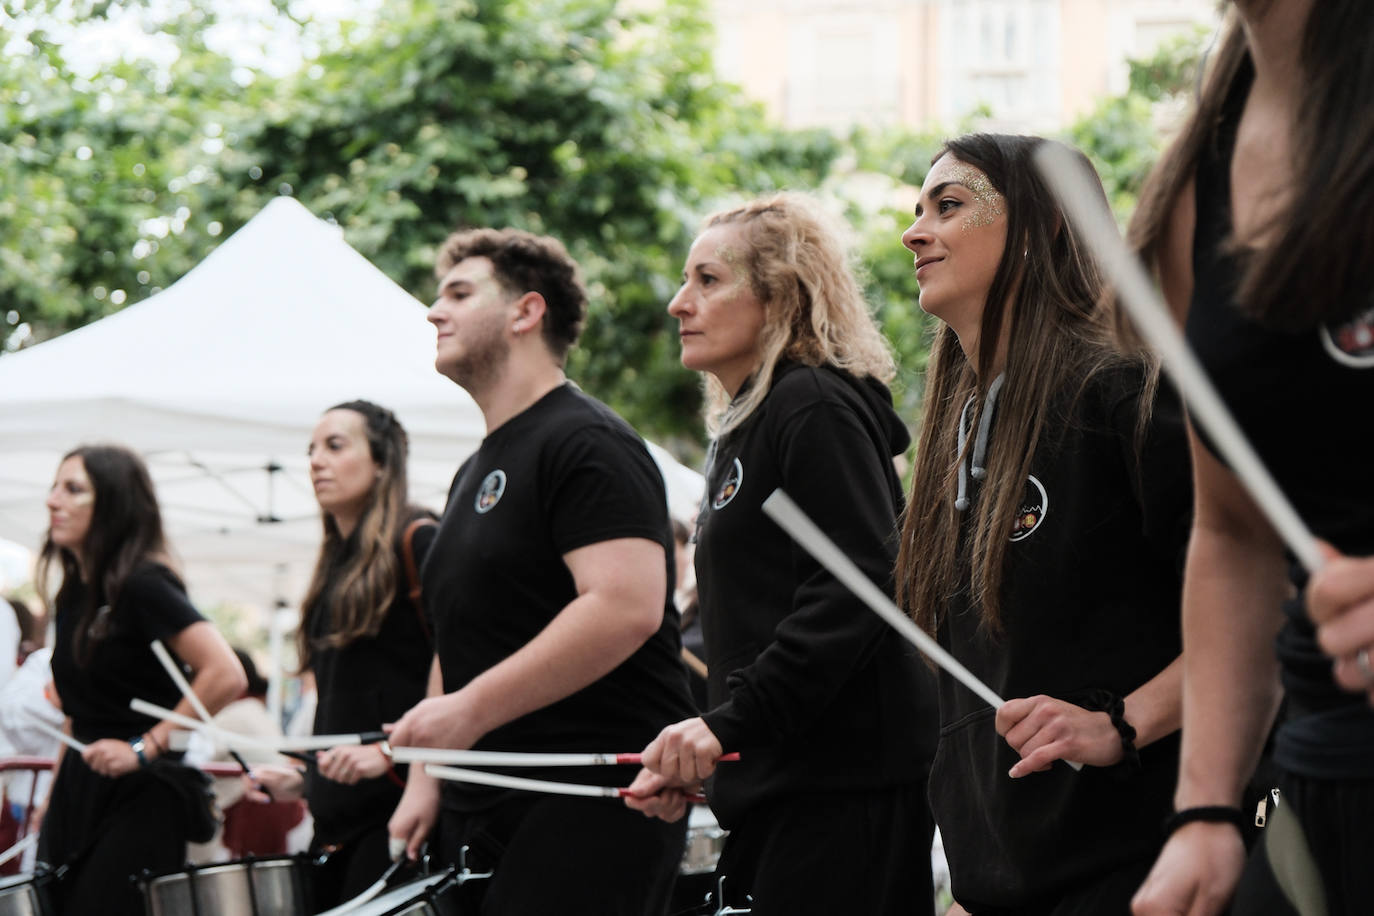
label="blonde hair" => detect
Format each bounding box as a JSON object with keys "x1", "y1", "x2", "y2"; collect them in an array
[{"x1": 699, "y1": 192, "x2": 895, "y2": 437}]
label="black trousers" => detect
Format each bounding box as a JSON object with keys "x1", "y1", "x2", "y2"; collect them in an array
[
  {"x1": 39, "y1": 753, "x2": 189, "y2": 916},
  {"x1": 439, "y1": 795, "x2": 686, "y2": 915},
  {"x1": 967, "y1": 856, "x2": 1155, "y2": 916},
  {"x1": 1231, "y1": 769, "x2": 1374, "y2": 916},
  {"x1": 710, "y1": 782, "x2": 936, "y2": 916}
]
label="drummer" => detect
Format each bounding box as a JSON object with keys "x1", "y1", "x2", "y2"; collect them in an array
[{"x1": 386, "y1": 228, "x2": 696, "y2": 915}]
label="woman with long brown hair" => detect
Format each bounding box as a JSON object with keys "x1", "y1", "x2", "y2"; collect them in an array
[
  {"x1": 250, "y1": 400, "x2": 437, "y2": 907},
  {"x1": 627, "y1": 192, "x2": 938, "y2": 915},
  {"x1": 895, "y1": 133, "x2": 1193, "y2": 915},
  {"x1": 36, "y1": 444, "x2": 246, "y2": 915},
  {"x1": 1129, "y1": 3, "x2": 1374, "y2": 913}
]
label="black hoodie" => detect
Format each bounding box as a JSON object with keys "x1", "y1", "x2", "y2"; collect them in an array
[
  {"x1": 696, "y1": 361, "x2": 938, "y2": 829},
  {"x1": 932, "y1": 365, "x2": 1191, "y2": 910}
]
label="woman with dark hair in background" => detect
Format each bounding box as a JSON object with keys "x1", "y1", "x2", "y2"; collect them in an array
[
  {"x1": 1128, "y1": 3, "x2": 1374, "y2": 914},
  {"x1": 628, "y1": 192, "x2": 938, "y2": 915},
  {"x1": 249, "y1": 400, "x2": 437, "y2": 907},
  {"x1": 36, "y1": 444, "x2": 246, "y2": 915},
  {"x1": 895, "y1": 134, "x2": 1192, "y2": 915}
]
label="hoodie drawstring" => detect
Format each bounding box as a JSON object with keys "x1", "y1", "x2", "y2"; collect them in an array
[{"x1": 955, "y1": 373, "x2": 1005, "y2": 512}]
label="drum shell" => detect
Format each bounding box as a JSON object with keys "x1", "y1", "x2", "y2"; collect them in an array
[
  {"x1": 0, "y1": 873, "x2": 50, "y2": 916},
  {"x1": 348, "y1": 872, "x2": 458, "y2": 916},
  {"x1": 141, "y1": 856, "x2": 306, "y2": 916}
]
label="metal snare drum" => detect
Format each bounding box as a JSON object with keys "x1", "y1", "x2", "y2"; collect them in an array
[
  {"x1": 347, "y1": 872, "x2": 457, "y2": 916},
  {"x1": 0, "y1": 873, "x2": 52, "y2": 916},
  {"x1": 681, "y1": 806, "x2": 727, "y2": 876},
  {"x1": 140, "y1": 855, "x2": 307, "y2": 916}
]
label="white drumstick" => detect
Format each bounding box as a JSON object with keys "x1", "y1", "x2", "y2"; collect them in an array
[
  {"x1": 30, "y1": 716, "x2": 87, "y2": 754},
  {"x1": 760, "y1": 489, "x2": 1085, "y2": 772},
  {"x1": 424, "y1": 764, "x2": 625, "y2": 799},
  {"x1": 1033, "y1": 142, "x2": 1323, "y2": 574},
  {"x1": 0, "y1": 833, "x2": 38, "y2": 868},
  {"x1": 761, "y1": 489, "x2": 1004, "y2": 708},
  {"x1": 150, "y1": 639, "x2": 213, "y2": 723},
  {"x1": 130, "y1": 697, "x2": 382, "y2": 754},
  {"x1": 391, "y1": 747, "x2": 738, "y2": 767}
]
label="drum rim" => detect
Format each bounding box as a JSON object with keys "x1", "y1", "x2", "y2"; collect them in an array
[{"x1": 140, "y1": 853, "x2": 306, "y2": 887}]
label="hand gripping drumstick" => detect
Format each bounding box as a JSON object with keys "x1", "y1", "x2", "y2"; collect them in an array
[
  {"x1": 424, "y1": 764, "x2": 710, "y2": 805},
  {"x1": 760, "y1": 489, "x2": 1085, "y2": 771},
  {"x1": 1033, "y1": 142, "x2": 1323, "y2": 574}
]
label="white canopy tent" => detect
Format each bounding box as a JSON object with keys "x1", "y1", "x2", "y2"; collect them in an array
[{"x1": 0, "y1": 197, "x2": 704, "y2": 615}]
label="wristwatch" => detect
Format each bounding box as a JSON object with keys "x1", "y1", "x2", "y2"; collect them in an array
[{"x1": 128, "y1": 735, "x2": 149, "y2": 767}]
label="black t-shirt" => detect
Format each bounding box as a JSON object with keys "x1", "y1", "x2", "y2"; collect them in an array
[
  {"x1": 305, "y1": 508, "x2": 437, "y2": 842},
  {"x1": 1188, "y1": 82, "x2": 1374, "y2": 778},
  {"x1": 694, "y1": 362, "x2": 938, "y2": 829},
  {"x1": 423, "y1": 383, "x2": 695, "y2": 810},
  {"x1": 932, "y1": 366, "x2": 1192, "y2": 910},
  {"x1": 51, "y1": 563, "x2": 206, "y2": 741}
]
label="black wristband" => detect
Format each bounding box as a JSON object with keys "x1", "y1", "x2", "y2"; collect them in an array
[
  {"x1": 1079, "y1": 689, "x2": 1140, "y2": 770},
  {"x1": 128, "y1": 735, "x2": 149, "y2": 768},
  {"x1": 1163, "y1": 806, "x2": 1249, "y2": 839}
]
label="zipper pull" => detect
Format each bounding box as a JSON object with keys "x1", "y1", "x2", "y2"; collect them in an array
[{"x1": 1255, "y1": 795, "x2": 1267, "y2": 828}]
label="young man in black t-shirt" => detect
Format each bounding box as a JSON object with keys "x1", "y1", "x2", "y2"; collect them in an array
[{"x1": 386, "y1": 228, "x2": 694, "y2": 914}]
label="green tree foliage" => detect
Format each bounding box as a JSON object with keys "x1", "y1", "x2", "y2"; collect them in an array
[
  {"x1": 1069, "y1": 25, "x2": 1210, "y2": 219},
  {"x1": 1, "y1": 0, "x2": 839, "y2": 446}
]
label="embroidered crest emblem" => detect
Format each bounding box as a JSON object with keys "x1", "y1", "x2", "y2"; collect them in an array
[
  {"x1": 474, "y1": 470, "x2": 507, "y2": 514},
  {"x1": 1319, "y1": 306, "x2": 1374, "y2": 368},
  {"x1": 712, "y1": 458, "x2": 744, "y2": 510},
  {"x1": 1009, "y1": 474, "x2": 1048, "y2": 542}
]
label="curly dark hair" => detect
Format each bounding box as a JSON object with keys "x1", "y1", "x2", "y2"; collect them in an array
[{"x1": 436, "y1": 228, "x2": 588, "y2": 361}]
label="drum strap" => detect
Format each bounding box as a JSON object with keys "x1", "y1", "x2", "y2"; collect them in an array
[{"x1": 401, "y1": 518, "x2": 438, "y2": 645}]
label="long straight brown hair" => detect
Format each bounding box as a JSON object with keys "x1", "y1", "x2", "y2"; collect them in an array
[
  {"x1": 1130, "y1": 2, "x2": 1374, "y2": 330},
  {"x1": 297, "y1": 401, "x2": 412, "y2": 669},
  {"x1": 896, "y1": 135, "x2": 1146, "y2": 636},
  {"x1": 36, "y1": 444, "x2": 176, "y2": 664}
]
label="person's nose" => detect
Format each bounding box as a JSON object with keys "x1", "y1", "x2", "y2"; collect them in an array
[
  {"x1": 667, "y1": 285, "x2": 691, "y2": 319},
  {"x1": 901, "y1": 217, "x2": 930, "y2": 254}
]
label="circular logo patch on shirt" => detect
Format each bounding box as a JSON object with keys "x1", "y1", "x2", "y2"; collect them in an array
[
  {"x1": 1319, "y1": 306, "x2": 1374, "y2": 368},
  {"x1": 474, "y1": 469, "x2": 507, "y2": 514},
  {"x1": 1009, "y1": 474, "x2": 1048, "y2": 542},
  {"x1": 712, "y1": 458, "x2": 744, "y2": 510}
]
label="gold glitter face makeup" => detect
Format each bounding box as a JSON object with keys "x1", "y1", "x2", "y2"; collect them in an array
[
  {"x1": 46, "y1": 455, "x2": 96, "y2": 549},
  {"x1": 714, "y1": 242, "x2": 752, "y2": 290},
  {"x1": 943, "y1": 162, "x2": 1005, "y2": 229}
]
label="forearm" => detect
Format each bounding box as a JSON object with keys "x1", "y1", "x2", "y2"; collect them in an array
[
  {"x1": 1123, "y1": 655, "x2": 1183, "y2": 749},
  {"x1": 456, "y1": 588, "x2": 659, "y2": 739},
  {"x1": 1174, "y1": 525, "x2": 1286, "y2": 808}
]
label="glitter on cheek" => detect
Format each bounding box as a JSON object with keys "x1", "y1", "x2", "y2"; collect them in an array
[
  {"x1": 945, "y1": 164, "x2": 1005, "y2": 230},
  {"x1": 70, "y1": 490, "x2": 94, "y2": 508}
]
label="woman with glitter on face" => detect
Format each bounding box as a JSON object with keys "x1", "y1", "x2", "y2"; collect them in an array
[
  {"x1": 895, "y1": 134, "x2": 1194, "y2": 915},
  {"x1": 624, "y1": 191, "x2": 939, "y2": 915},
  {"x1": 35, "y1": 444, "x2": 247, "y2": 915}
]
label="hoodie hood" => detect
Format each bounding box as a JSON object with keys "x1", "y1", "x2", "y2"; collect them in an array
[{"x1": 773, "y1": 360, "x2": 911, "y2": 458}]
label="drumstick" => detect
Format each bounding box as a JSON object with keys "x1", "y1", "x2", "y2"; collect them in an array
[
  {"x1": 0, "y1": 833, "x2": 38, "y2": 868},
  {"x1": 760, "y1": 489, "x2": 1084, "y2": 771},
  {"x1": 681, "y1": 647, "x2": 709, "y2": 679},
  {"x1": 131, "y1": 698, "x2": 384, "y2": 753},
  {"x1": 391, "y1": 748, "x2": 740, "y2": 767},
  {"x1": 424, "y1": 764, "x2": 709, "y2": 805},
  {"x1": 314, "y1": 857, "x2": 404, "y2": 916},
  {"x1": 1033, "y1": 142, "x2": 1324, "y2": 574},
  {"x1": 30, "y1": 716, "x2": 87, "y2": 753},
  {"x1": 150, "y1": 640, "x2": 275, "y2": 799},
  {"x1": 149, "y1": 640, "x2": 213, "y2": 722}
]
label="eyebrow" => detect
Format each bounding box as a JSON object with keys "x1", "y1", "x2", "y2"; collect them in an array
[
  {"x1": 913, "y1": 181, "x2": 966, "y2": 216},
  {"x1": 440, "y1": 278, "x2": 474, "y2": 296}
]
